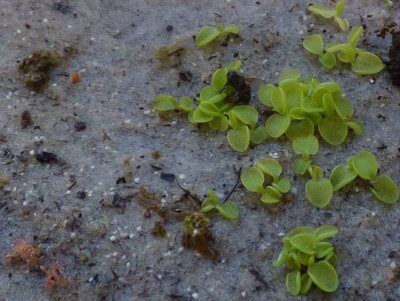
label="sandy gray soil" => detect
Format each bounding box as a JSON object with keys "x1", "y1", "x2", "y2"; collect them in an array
[{"x1": 0, "y1": 1, "x2": 400, "y2": 300}]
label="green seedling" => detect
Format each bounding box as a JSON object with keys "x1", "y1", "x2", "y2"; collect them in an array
[
  {"x1": 241, "y1": 158, "x2": 290, "y2": 204},
  {"x1": 329, "y1": 151, "x2": 399, "y2": 204},
  {"x1": 196, "y1": 23, "x2": 240, "y2": 47},
  {"x1": 383, "y1": 0, "x2": 393, "y2": 7},
  {"x1": 259, "y1": 71, "x2": 363, "y2": 147},
  {"x1": 303, "y1": 26, "x2": 384, "y2": 75},
  {"x1": 201, "y1": 189, "x2": 239, "y2": 219},
  {"x1": 274, "y1": 225, "x2": 339, "y2": 295},
  {"x1": 291, "y1": 136, "x2": 334, "y2": 208},
  {"x1": 308, "y1": 0, "x2": 349, "y2": 31},
  {"x1": 154, "y1": 94, "x2": 194, "y2": 112},
  {"x1": 154, "y1": 61, "x2": 268, "y2": 152}
]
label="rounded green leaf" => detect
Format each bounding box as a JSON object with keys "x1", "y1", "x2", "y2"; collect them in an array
[
  {"x1": 178, "y1": 96, "x2": 194, "y2": 111},
  {"x1": 256, "y1": 158, "x2": 282, "y2": 181},
  {"x1": 335, "y1": 1, "x2": 346, "y2": 17},
  {"x1": 322, "y1": 93, "x2": 334, "y2": 117},
  {"x1": 271, "y1": 87, "x2": 287, "y2": 115},
  {"x1": 314, "y1": 225, "x2": 338, "y2": 241},
  {"x1": 265, "y1": 114, "x2": 291, "y2": 138},
  {"x1": 223, "y1": 24, "x2": 240, "y2": 34},
  {"x1": 352, "y1": 52, "x2": 384, "y2": 75},
  {"x1": 305, "y1": 178, "x2": 333, "y2": 208},
  {"x1": 216, "y1": 201, "x2": 239, "y2": 219},
  {"x1": 192, "y1": 107, "x2": 215, "y2": 123},
  {"x1": 209, "y1": 116, "x2": 229, "y2": 131},
  {"x1": 298, "y1": 251, "x2": 313, "y2": 266},
  {"x1": 329, "y1": 163, "x2": 357, "y2": 191},
  {"x1": 300, "y1": 273, "x2": 313, "y2": 294},
  {"x1": 258, "y1": 84, "x2": 275, "y2": 107},
  {"x1": 346, "y1": 119, "x2": 364, "y2": 135},
  {"x1": 326, "y1": 252, "x2": 338, "y2": 267},
  {"x1": 287, "y1": 252, "x2": 301, "y2": 270},
  {"x1": 307, "y1": 261, "x2": 339, "y2": 292},
  {"x1": 200, "y1": 86, "x2": 219, "y2": 102},
  {"x1": 318, "y1": 117, "x2": 348, "y2": 145},
  {"x1": 289, "y1": 234, "x2": 315, "y2": 255},
  {"x1": 286, "y1": 270, "x2": 301, "y2": 296},
  {"x1": 273, "y1": 178, "x2": 291, "y2": 193},
  {"x1": 261, "y1": 186, "x2": 282, "y2": 204},
  {"x1": 225, "y1": 60, "x2": 242, "y2": 72},
  {"x1": 212, "y1": 68, "x2": 228, "y2": 92},
  {"x1": 199, "y1": 102, "x2": 222, "y2": 117},
  {"x1": 285, "y1": 225, "x2": 313, "y2": 237},
  {"x1": 285, "y1": 118, "x2": 314, "y2": 141},
  {"x1": 293, "y1": 158, "x2": 312, "y2": 175},
  {"x1": 315, "y1": 242, "x2": 334, "y2": 258},
  {"x1": 348, "y1": 26, "x2": 363, "y2": 47},
  {"x1": 319, "y1": 51, "x2": 337, "y2": 69},
  {"x1": 154, "y1": 94, "x2": 178, "y2": 111},
  {"x1": 292, "y1": 135, "x2": 318, "y2": 155},
  {"x1": 227, "y1": 125, "x2": 250, "y2": 152},
  {"x1": 370, "y1": 174, "x2": 399, "y2": 204},
  {"x1": 250, "y1": 126, "x2": 268, "y2": 144},
  {"x1": 201, "y1": 198, "x2": 218, "y2": 212},
  {"x1": 334, "y1": 17, "x2": 350, "y2": 31},
  {"x1": 196, "y1": 26, "x2": 220, "y2": 47},
  {"x1": 278, "y1": 70, "x2": 301, "y2": 82},
  {"x1": 352, "y1": 151, "x2": 378, "y2": 180},
  {"x1": 333, "y1": 97, "x2": 353, "y2": 120},
  {"x1": 336, "y1": 44, "x2": 357, "y2": 63},
  {"x1": 308, "y1": 4, "x2": 336, "y2": 18},
  {"x1": 303, "y1": 34, "x2": 324, "y2": 56},
  {"x1": 231, "y1": 105, "x2": 258, "y2": 126},
  {"x1": 241, "y1": 166, "x2": 264, "y2": 192}
]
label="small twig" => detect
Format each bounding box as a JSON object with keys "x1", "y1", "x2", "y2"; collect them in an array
[
  {"x1": 67, "y1": 181, "x2": 77, "y2": 190},
  {"x1": 176, "y1": 179, "x2": 201, "y2": 205},
  {"x1": 248, "y1": 268, "x2": 269, "y2": 289},
  {"x1": 222, "y1": 166, "x2": 242, "y2": 203}
]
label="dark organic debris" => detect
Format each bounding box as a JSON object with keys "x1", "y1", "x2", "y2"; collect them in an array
[
  {"x1": 35, "y1": 151, "x2": 58, "y2": 163},
  {"x1": 53, "y1": 1, "x2": 70, "y2": 13},
  {"x1": 74, "y1": 121, "x2": 86, "y2": 131},
  {"x1": 116, "y1": 177, "x2": 126, "y2": 184},
  {"x1": 388, "y1": 30, "x2": 400, "y2": 86},
  {"x1": 112, "y1": 194, "x2": 127, "y2": 210},
  {"x1": 76, "y1": 191, "x2": 86, "y2": 199},
  {"x1": 151, "y1": 221, "x2": 168, "y2": 238},
  {"x1": 21, "y1": 110, "x2": 33, "y2": 128},
  {"x1": 178, "y1": 71, "x2": 192, "y2": 82},
  {"x1": 182, "y1": 212, "x2": 217, "y2": 259},
  {"x1": 160, "y1": 173, "x2": 175, "y2": 182},
  {"x1": 226, "y1": 71, "x2": 251, "y2": 104},
  {"x1": 18, "y1": 50, "x2": 61, "y2": 91}
]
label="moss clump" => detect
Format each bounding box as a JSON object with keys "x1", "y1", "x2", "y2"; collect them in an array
[
  {"x1": 182, "y1": 212, "x2": 217, "y2": 259},
  {"x1": 151, "y1": 221, "x2": 168, "y2": 238},
  {"x1": 18, "y1": 50, "x2": 61, "y2": 91}
]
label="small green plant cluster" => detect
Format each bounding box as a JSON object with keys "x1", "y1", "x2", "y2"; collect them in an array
[
  {"x1": 201, "y1": 189, "x2": 239, "y2": 219},
  {"x1": 196, "y1": 23, "x2": 240, "y2": 47},
  {"x1": 303, "y1": 26, "x2": 384, "y2": 74},
  {"x1": 259, "y1": 70, "x2": 363, "y2": 146},
  {"x1": 274, "y1": 225, "x2": 339, "y2": 295},
  {"x1": 241, "y1": 158, "x2": 290, "y2": 204},
  {"x1": 308, "y1": 0, "x2": 349, "y2": 31},
  {"x1": 330, "y1": 151, "x2": 399, "y2": 204},
  {"x1": 154, "y1": 60, "x2": 268, "y2": 152}
]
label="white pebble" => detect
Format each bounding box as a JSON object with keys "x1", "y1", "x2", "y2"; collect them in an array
[
  {"x1": 70, "y1": 232, "x2": 77, "y2": 239},
  {"x1": 110, "y1": 235, "x2": 117, "y2": 242},
  {"x1": 129, "y1": 233, "x2": 135, "y2": 239},
  {"x1": 179, "y1": 174, "x2": 186, "y2": 180},
  {"x1": 278, "y1": 232, "x2": 285, "y2": 237},
  {"x1": 192, "y1": 293, "x2": 199, "y2": 299},
  {"x1": 120, "y1": 232, "x2": 128, "y2": 239},
  {"x1": 241, "y1": 291, "x2": 247, "y2": 297},
  {"x1": 124, "y1": 119, "x2": 131, "y2": 124},
  {"x1": 22, "y1": 201, "x2": 28, "y2": 206},
  {"x1": 369, "y1": 78, "x2": 375, "y2": 84},
  {"x1": 134, "y1": 177, "x2": 140, "y2": 183},
  {"x1": 136, "y1": 226, "x2": 142, "y2": 231},
  {"x1": 29, "y1": 150, "x2": 35, "y2": 155}
]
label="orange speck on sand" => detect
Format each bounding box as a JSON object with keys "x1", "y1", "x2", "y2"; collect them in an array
[{"x1": 70, "y1": 73, "x2": 80, "y2": 84}]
